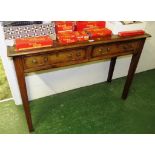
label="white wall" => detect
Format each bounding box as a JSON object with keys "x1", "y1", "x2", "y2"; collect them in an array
[
  {"x1": 137, "y1": 22, "x2": 155, "y2": 71},
  {"x1": 0, "y1": 22, "x2": 155, "y2": 105},
  {"x1": 0, "y1": 24, "x2": 22, "y2": 104}
]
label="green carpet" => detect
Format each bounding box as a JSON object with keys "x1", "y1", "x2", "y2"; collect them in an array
[
  {"x1": 0, "y1": 69, "x2": 155, "y2": 134},
  {"x1": 0, "y1": 58, "x2": 12, "y2": 100},
  {"x1": 0, "y1": 100, "x2": 28, "y2": 133}
]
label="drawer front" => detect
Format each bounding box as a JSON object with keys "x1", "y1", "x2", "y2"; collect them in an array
[
  {"x1": 23, "y1": 49, "x2": 86, "y2": 70},
  {"x1": 49, "y1": 49, "x2": 86, "y2": 64},
  {"x1": 92, "y1": 40, "x2": 139, "y2": 58},
  {"x1": 23, "y1": 55, "x2": 48, "y2": 69},
  {"x1": 118, "y1": 41, "x2": 139, "y2": 53}
]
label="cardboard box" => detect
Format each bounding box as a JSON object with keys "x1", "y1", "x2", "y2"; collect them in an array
[
  {"x1": 76, "y1": 21, "x2": 106, "y2": 31},
  {"x1": 118, "y1": 30, "x2": 145, "y2": 37},
  {"x1": 55, "y1": 21, "x2": 75, "y2": 34},
  {"x1": 106, "y1": 21, "x2": 147, "y2": 35},
  {"x1": 74, "y1": 31, "x2": 89, "y2": 41},
  {"x1": 57, "y1": 31, "x2": 90, "y2": 44},
  {"x1": 15, "y1": 36, "x2": 53, "y2": 51},
  {"x1": 86, "y1": 28, "x2": 112, "y2": 38},
  {"x1": 4, "y1": 23, "x2": 56, "y2": 40},
  {"x1": 57, "y1": 32, "x2": 77, "y2": 44}
]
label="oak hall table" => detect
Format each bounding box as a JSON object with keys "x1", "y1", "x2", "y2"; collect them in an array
[{"x1": 7, "y1": 34, "x2": 150, "y2": 132}]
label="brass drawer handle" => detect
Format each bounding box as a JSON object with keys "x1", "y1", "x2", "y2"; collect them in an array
[
  {"x1": 98, "y1": 48, "x2": 106, "y2": 54},
  {"x1": 44, "y1": 57, "x2": 48, "y2": 62},
  {"x1": 68, "y1": 54, "x2": 75, "y2": 61},
  {"x1": 107, "y1": 47, "x2": 110, "y2": 52},
  {"x1": 76, "y1": 52, "x2": 81, "y2": 57},
  {"x1": 98, "y1": 49, "x2": 102, "y2": 52},
  {"x1": 32, "y1": 59, "x2": 37, "y2": 64}
]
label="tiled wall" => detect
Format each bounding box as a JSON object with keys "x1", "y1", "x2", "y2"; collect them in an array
[{"x1": 3, "y1": 22, "x2": 56, "y2": 40}]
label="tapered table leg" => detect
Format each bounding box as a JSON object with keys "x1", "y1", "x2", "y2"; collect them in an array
[
  {"x1": 107, "y1": 57, "x2": 117, "y2": 82},
  {"x1": 122, "y1": 39, "x2": 146, "y2": 99},
  {"x1": 13, "y1": 57, "x2": 34, "y2": 132}
]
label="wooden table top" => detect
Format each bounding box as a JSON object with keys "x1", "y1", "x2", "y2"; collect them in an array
[{"x1": 7, "y1": 33, "x2": 151, "y2": 57}]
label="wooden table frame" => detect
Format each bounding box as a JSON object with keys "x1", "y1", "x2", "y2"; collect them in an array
[{"x1": 8, "y1": 34, "x2": 150, "y2": 132}]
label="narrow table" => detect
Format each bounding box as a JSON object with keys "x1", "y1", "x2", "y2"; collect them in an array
[{"x1": 7, "y1": 33, "x2": 151, "y2": 132}]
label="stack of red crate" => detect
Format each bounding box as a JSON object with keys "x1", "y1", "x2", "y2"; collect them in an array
[
  {"x1": 56, "y1": 21, "x2": 76, "y2": 44},
  {"x1": 76, "y1": 21, "x2": 112, "y2": 38},
  {"x1": 56, "y1": 21, "x2": 112, "y2": 44},
  {"x1": 56, "y1": 21, "x2": 89, "y2": 44}
]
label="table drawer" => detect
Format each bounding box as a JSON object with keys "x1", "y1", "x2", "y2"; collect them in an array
[
  {"x1": 92, "y1": 40, "x2": 139, "y2": 58},
  {"x1": 49, "y1": 49, "x2": 86, "y2": 64},
  {"x1": 23, "y1": 55, "x2": 48, "y2": 69}
]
